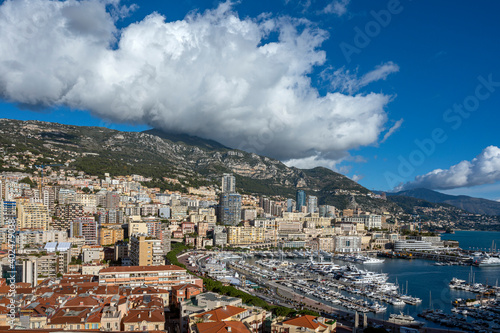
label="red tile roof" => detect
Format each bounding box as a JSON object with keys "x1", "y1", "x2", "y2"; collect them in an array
[
  {"x1": 129, "y1": 295, "x2": 164, "y2": 309},
  {"x1": 48, "y1": 307, "x2": 91, "y2": 325},
  {"x1": 171, "y1": 283, "x2": 201, "y2": 291},
  {"x1": 195, "y1": 306, "x2": 247, "y2": 322},
  {"x1": 93, "y1": 285, "x2": 120, "y2": 295},
  {"x1": 16, "y1": 287, "x2": 34, "y2": 294},
  {"x1": 63, "y1": 295, "x2": 101, "y2": 308},
  {"x1": 283, "y1": 315, "x2": 327, "y2": 330},
  {"x1": 131, "y1": 287, "x2": 168, "y2": 295},
  {"x1": 196, "y1": 321, "x2": 251, "y2": 333},
  {"x1": 122, "y1": 309, "x2": 165, "y2": 323}
]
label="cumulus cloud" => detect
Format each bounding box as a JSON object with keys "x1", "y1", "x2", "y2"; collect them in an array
[
  {"x1": 0, "y1": 0, "x2": 396, "y2": 164},
  {"x1": 328, "y1": 62, "x2": 400, "y2": 94},
  {"x1": 322, "y1": 0, "x2": 350, "y2": 17},
  {"x1": 396, "y1": 146, "x2": 500, "y2": 191}
]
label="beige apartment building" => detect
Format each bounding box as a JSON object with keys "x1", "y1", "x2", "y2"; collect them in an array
[
  {"x1": 98, "y1": 265, "x2": 203, "y2": 289},
  {"x1": 17, "y1": 202, "x2": 50, "y2": 230},
  {"x1": 128, "y1": 217, "x2": 149, "y2": 235},
  {"x1": 227, "y1": 226, "x2": 265, "y2": 246},
  {"x1": 99, "y1": 225, "x2": 125, "y2": 245},
  {"x1": 129, "y1": 234, "x2": 164, "y2": 266}
]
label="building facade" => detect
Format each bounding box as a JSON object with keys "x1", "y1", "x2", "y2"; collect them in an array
[
  {"x1": 218, "y1": 193, "x2": 242, "y2": 226},
  {"x1": 98, "y1": 265, "x2": 203, "y2": 289},
  {"x1": 129, "y1": 234, "x2": 164, "y2": 266},
  {"x1": 296, "y1": 190, "x2": 306, "y2": 212}
]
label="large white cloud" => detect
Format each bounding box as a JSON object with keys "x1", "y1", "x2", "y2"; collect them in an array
[
  {"x1": 396, "y1": 146, "x2": 500, "y2": 191},
  {"x1": 0, "y1": 0, "x2": 396, "y2": 163}
]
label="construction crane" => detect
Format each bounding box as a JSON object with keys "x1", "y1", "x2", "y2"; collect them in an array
[{"x1": 34, "y1": 164, "x2": 64, "y2": 193}]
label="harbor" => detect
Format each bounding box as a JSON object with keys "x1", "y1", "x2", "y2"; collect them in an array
[{"x1": 180, "y1": 231, "x2": 500, "y2": 332}]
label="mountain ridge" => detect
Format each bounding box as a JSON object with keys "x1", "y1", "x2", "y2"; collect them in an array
[
  {"x1": 0, "y1": 119, "x2": 400, "y2": 213},
  {"x1": 388, "y1": 188, "x2": 500, "y2": 216}
]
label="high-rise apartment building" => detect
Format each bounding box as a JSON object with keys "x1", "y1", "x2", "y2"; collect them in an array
[
  {"x1": 105, "y1": 191, "x2": 120, "y2": 209},
  {"x1": 99, "y1": 225, "x2": 125, "y2": 245},
  {"x1": 54, "y1": 203, "x2": 84, "y2": 230},
  {"x1": 129, "y1": 234, "x2": 165, "y2": 266},
  {"x1": 160, "y1": 223, "x2": 171, "y2": 254},
  {"x1": 58, "y1": 188, "x2": 76, "y2": 205},
  {"x1": 296, "y1": 190, "x2": 306, "y2": 212},
  {"x1": 42, "y1": 187, "x2": 56, "y2": 214},
  {"x1": 217, "y1": 193, "x2": 241, "y2": 226},
  {"x1": 0, "y1": 201, "x2": 16, "y2": 227},
  {"x1": 17, "y1": 202, "x2": 50, "y2": 230},
  {"x1": 221, "y1": 174, "x2": 236, "y2": 193},
  {"x1": 70, "y1": 216, "x2": 98, "y2": 245},
  {"x1": 307, "y1": 195, "x2": 318, "y2": 214},
  {"x1": 227, "y1": 226, "x2": 265, "y2": 245}
]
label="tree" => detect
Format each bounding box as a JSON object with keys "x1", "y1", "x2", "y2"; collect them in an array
[{"x1": 19, "y1": 176, "x2": 37, "y2": 188}]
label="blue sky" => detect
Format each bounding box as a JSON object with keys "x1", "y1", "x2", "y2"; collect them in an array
[{"x1": 1, "y1": 0, "x2": 500, "y2": 200}]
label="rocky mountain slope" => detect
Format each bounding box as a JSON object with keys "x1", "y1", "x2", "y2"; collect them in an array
[{"x1": 0, "y1": 119, "x2": 400, "y2": 213}]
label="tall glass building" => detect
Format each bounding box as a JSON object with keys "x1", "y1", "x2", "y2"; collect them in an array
[
  {"x1": 296, "y1": 190, "x2": 306, "y2": 212},
  {"x1": 217, "y1": 193, "x2": 242, "y2": 226}
]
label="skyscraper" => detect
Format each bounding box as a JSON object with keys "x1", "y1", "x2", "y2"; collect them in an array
[
  {"x1": 70, "y1": 216, "x2": 98, "y2": 245},
  {"x1": 0, "y1": 201, "x2": 16, "y2": 227},
  {"x1": 308, "y1": 195, "x2": 318, "y2": 214},
  {"x1": 296, "y1": 190, "x2": 306, "y2": 212},
  {"x1": 221, "y1": 173, "x2": 236, "y2": 193},
  {"x1": 217, "y1": 193, "x2": 242, "y2": 226}
]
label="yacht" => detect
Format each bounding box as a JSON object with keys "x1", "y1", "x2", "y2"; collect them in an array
[
  {"x1": 474, "y1": 254, "x2": 500, "y2": 267},
  {"x1": 363, "y1": 257, "x2": 385, "y2": 264},
  {"x1": 369, "y1": 303, "x2": 387, "y2": 312},
  {"x1": 390, "y1": 298, "x2": 406, "y2": 306},
  {"x1": 388, "y1": 313, "x2": 425, "y2": 327}
]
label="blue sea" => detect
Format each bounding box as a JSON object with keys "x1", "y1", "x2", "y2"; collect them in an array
[{"x1": 441, "y1": 230, "x2": 500, "y2": 252}]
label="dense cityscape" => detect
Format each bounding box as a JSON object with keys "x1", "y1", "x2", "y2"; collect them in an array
[{"x1": 0, "y1": 156, "x2": 499, "y2": 332}]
